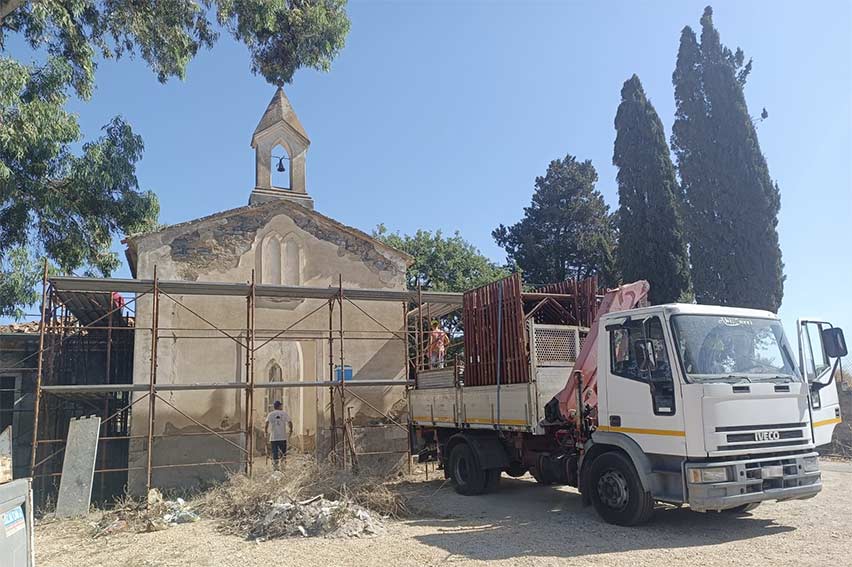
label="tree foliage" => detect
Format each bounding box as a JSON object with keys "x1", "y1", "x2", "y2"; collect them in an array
[
  {"x1": 374, "y1": 226, "x2": 506, "y2": 359},
  {"x1": 0, "y1": 1, "x2": 349, "y2": 90},
  {"x1": 613, "y1": 74, "x2": 691, "y2": 304},
  {"x1": 671, "y1": 6, "x2": 783, "y2": 312},
  {"x1": 0, "y1": 247, "x2": 40, "y2": 318},
  {"x1": 374, "y1": 225, "x2": 507, "y2": 293},
  {"x1": 492, "y1": 155, "x2": 618, "y2": 287},
  {"x1": 0, "y1": 0, "x2": 350, "y2": 317}
]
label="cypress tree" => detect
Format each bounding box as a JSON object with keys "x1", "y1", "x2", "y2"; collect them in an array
[
  {"x1": 613, "y1": 74, "x2": 692, "y2": 304},
  {"x1": 671, "y1": 6, "x2": 784, "y2": 312}
]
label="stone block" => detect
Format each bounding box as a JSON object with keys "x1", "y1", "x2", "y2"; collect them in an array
[{"x1": 55, "y1": 416, "x2": 101, "y2": 518}]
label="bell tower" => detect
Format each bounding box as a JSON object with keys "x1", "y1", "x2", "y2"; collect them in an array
[{"x1": 249, "y1": 87, "x2": 314, "y2": 209}]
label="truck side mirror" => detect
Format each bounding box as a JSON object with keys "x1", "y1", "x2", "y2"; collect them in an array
[{"x1": 822, "y1": 327, "x2": 847, "y2": 358}]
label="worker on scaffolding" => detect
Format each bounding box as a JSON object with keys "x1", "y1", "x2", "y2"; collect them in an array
[
  {"x1": 427, "y1": 320, "x2": 450, "y2": 369},
  {"x1": 264, "y1": 401, "x2": 293, "y2": 471}
]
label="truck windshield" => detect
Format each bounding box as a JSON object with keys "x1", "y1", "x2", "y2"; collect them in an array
[{"x1": 670, "y1": 315, "x2": 800, "y2": 383}]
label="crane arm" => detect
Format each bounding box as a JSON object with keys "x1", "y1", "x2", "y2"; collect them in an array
[{"x1": 547, "y1": 280, "x2": 650, "y2": 426}]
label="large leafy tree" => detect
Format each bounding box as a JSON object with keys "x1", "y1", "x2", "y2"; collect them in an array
[
  {"x1": 0, "y1": 0, "x2": 350, "y2": 316},
  {"x1": 374, "y1": 225, "x2": 507, "y2": 293},
  {"x1": 374, "y1": 226, "x2": 507, "y2": 361},
  {"x1": 671, "y1": 6, "x2": 783, "y2": 312},
  {"x1": 492, "y1": 154, "x2": 618, "y2": 287},
  {"x1": 613, "y1": 74, "x2": 691, "y2": 304}
]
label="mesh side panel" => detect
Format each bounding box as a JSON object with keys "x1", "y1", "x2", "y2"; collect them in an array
[{"x1": 533, "y1": 325, "x2": 582, "y2": 366}]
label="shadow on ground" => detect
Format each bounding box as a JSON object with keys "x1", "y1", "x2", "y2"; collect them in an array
[{"x1": 396, "y1": 475, "x2": 795, "y2": 561}]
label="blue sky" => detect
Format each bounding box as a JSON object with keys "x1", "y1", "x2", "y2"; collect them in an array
[{"x1": 11, "y1": 1, "x2": 852, "y2": 341}]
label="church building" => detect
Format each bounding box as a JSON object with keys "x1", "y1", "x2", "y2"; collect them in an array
[{"x1": 123, "y1": 88, "x2": 412, "y2": 491}]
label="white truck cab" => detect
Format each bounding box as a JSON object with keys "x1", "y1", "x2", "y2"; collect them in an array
[{"x1": 593, "y1": 303, "x2": 843, "y2": 513}]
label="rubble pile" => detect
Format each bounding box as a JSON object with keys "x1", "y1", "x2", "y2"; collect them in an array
[
  {"x1": 92, "y1": 489, "x2": 199, "y2": 538},
  {"x1": 248, "y1": 494, "x2": 384, "y2": 540},
  {"x1": 87, "y1": 456, "x2": 404, "y2": 541}
]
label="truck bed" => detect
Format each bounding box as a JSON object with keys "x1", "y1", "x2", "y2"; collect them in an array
[
  {"x1": 411, "y1": 323, "x2": 585, "y2": 434},
  {"x1": 411, "y1": 361, "x2": 580, "y2": 436}
]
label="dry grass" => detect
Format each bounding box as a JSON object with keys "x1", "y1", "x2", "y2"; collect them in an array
[{"x1": 198, "y1": 454, "x2": 409, "y2": 538}]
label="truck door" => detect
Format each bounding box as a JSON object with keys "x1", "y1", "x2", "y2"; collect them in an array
[
  {"x1": 602, "y1": 316, "x2": 686, "y2": 455},
  {"x1": 797, "y1": 319, "x2": 842, "y2": 447}
]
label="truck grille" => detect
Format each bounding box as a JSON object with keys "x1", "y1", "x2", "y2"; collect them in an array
[
  {"x1": 714, "y1": 422, "x2": 810, "y2": 452},
  {"x1": 741, "y1": 456, "x2": 816, "y2": 493}
]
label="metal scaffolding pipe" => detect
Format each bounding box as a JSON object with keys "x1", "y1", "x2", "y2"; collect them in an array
[
  {"x1": 39, "y1": 380, "x2": 413, "y2": 394},
  {"x1": 145, "y1": 268, "x2": 160, "y2": 493},
  {"x1": 50, "y1": 275, "x2": 464, "y2": 304},
  {"x1": 31, "y1": 265, "x2": 420, "y2": 497},
  {"x1": 29, "y1": 261, "x2": 49, "y2": 477}
]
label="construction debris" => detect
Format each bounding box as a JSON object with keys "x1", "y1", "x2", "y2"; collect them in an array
[
  {"x1": 87, "y1": 456, "x2": 404, "y2": 541},
  {"x1": 91, "y1": 489, "x2": 198, "y2": 538},
  {"x1": 249, "y1": 494, "x2": 383, "y2": 539},
  {"x1": 200, "y1": 455, "x2": 406, "y2": 540}
]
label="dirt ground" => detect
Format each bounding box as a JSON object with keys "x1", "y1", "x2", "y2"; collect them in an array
[{"x1": 35, "y1": 460, "x2": 852, "y2": 567}]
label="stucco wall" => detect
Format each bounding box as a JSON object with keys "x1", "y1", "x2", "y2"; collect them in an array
[{"x1": 127, "y1": 204, "x2": 409, "y2": 492}]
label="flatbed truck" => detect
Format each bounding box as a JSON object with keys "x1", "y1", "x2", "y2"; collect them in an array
[{"x1": 410, "y1": 277, "x2": 847, "y2": 525}]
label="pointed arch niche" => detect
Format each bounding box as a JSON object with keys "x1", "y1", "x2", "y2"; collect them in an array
[
  {"x1": 258, "y1": 342, "x2": 305, "y2": 444},
  {"x1": 265, "y1": 361, "x2": 284, "y2": 414},
  {"x1": 256, "y1": 230, "x2": 304, "y2": 307}
]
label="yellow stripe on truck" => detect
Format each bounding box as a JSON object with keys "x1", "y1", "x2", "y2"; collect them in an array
[
  {"x1": 597, "y1": 425, "x2": 686, "y2": 437},
  {"x1": 411, "y1": 416, "x2": 529, "y2": 426},
  {"x1": 412, "y1": 416, "x2": 454, "y2": 423},
  {"x1": 465, "y1": 417, "x2": 528, "y2": 426},
  {"x1": 814, "y1": 417, "x2": 842, "y2": 427}
]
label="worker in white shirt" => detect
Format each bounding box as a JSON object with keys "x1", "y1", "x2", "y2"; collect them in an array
[{"x1": 264, "y1": 400, "x2": 293, "y2": 471}]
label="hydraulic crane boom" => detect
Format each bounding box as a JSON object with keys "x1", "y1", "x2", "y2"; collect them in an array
[{"x1": 547, "y1": 280, "x2": 650, "y2": 426}]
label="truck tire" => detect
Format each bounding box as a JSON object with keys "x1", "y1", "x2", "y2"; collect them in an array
[
  {"x1": 450, "y1": 443, "x2": 487, "y2": 495},
  {"x1": 588, "y1": 452, "x2": 654, "y2": 526},
  {"x1": 485, "y1": 469, "x2": 502, "y2": 492}
]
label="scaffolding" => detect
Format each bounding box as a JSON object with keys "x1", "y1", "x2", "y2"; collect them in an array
[{"x1": 21, "y1": 267, "x2": 464, "y2": 501}]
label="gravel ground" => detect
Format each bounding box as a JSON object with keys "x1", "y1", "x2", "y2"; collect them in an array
[{"x1": 35, "y1": 460, "x2": 852, "y2": 567}]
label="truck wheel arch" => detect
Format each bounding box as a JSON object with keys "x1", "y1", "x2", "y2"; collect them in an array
[
  {"x1": 445, "y1": 432, "x2": 510, "y2": 474},
  {"x1": 581, "y1": 432, "x2": 655, "y2": 495}
]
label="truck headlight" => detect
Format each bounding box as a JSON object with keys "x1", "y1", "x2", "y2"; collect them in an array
[
  {"x1": 802, "y1": 456, "x2": 820, "y2": 473},
  {"x1": 688, "y1": 467, "x2": 730, "y2": 484}
]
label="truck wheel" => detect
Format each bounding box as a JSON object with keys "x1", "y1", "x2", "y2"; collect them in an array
[
  {"x1": 485, "y1": 469, "x2": 502, "y2": 492},
  {"x1": 450, "y1": 443, "x2": 487, "y2": 495},
  {"x1": 588, "y1": 452, "x2": 654, "y2": 526}
]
